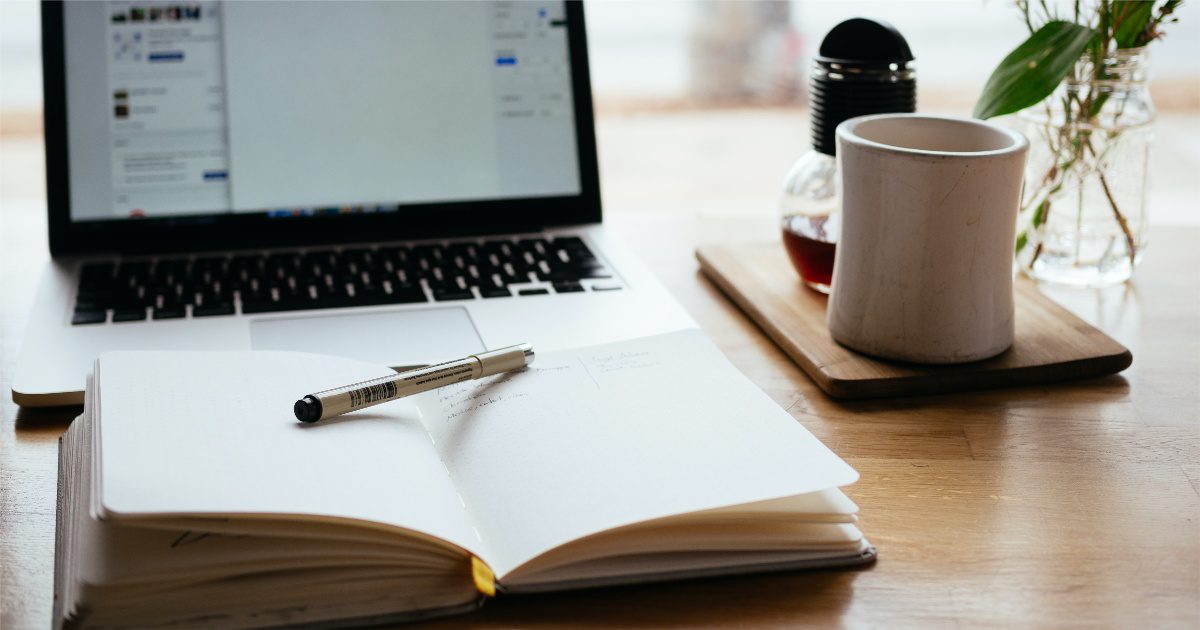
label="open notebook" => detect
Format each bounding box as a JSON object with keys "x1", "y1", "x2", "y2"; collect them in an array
[{"x1": 55, "y1": 329, "x2": 875, "y2": 628}]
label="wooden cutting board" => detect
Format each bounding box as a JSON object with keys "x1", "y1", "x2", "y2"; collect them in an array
[{"x1": 696, "y1": 242, "x2": 1132, "y2": 399}]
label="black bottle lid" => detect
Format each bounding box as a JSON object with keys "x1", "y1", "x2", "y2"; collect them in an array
[{"x1": 810, "y1": 18, "x2": 916, "y2": 156}]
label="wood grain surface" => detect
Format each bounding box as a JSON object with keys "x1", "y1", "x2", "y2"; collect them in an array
[
  {"x1": 2, "y1": 204, "x2": 1198, "y2": 627},
  {"x1": 697, "y1": 243, "x2": 1133, "y2": 399}
]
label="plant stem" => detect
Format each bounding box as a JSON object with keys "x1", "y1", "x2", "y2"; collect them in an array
[
  {"x1": 1098, "y1": 171, "x2": 1137, "y2": 263},
  {"x1": 1018, "y1": 0, "x2": 1036, "y2": 33},
  {"x1": 1075, "y1": 174, "x2": 1084, "y2": 265},
  {"x1": 1090, "y1": 151, "x2": 1139, "y2": 265}
]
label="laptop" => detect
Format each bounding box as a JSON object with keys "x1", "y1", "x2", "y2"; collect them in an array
[{"x1": 13, "y1": 0, "x2": 695, "y2": 407}]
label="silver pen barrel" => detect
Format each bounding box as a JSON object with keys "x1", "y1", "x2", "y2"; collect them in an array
[{"x1": 294, "y1": 343, "x2": 534, "y2": 422}]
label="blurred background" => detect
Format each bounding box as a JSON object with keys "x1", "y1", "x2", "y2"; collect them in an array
[
  {"x1": 3, "y1": 0, "x2": 1198, "y2": 223},
  {"x1": 589, "y1": 0, "x2": 1198, "y2": 109}
]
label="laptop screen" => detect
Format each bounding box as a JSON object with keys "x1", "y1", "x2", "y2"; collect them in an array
[{"x1": 61, "y1": 1, "x2": 582, "y2": 223}]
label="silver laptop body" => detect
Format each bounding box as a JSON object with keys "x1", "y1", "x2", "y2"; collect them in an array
[{"x1": 14, "y1": 1, "x2": 694, "y2": 406}]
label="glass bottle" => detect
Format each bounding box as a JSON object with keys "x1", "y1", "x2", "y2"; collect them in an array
[
  {"x1": 780, "y1": 18, "x2": 915, "y2": 293},
  {"x1": 781, "y1": 152, "x2": 839, "y2": 292}
]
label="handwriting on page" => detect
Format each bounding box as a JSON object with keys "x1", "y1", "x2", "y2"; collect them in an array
[
  {"x1": 436, "y1": 366, "x2": 571, "y2": 420},
  {"x1": 585, "y1": 350, "x2": 662, "y2": 373},
  {"x1": 430, "y1": 348, "x2": 666, "y2": 425}
]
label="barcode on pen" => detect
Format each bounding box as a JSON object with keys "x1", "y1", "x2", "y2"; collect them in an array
[{"x1": 348, "y1": 381, "x2": 398, "y2": 408}]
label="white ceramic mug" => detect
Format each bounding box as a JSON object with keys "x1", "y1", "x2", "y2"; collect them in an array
[{"x1": 827, "y1": 114, "x2": 1029, "y2": 364}]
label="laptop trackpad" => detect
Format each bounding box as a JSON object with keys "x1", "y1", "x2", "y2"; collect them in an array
[{"x1": 249, "y1": 307, "x2": 484, "y2": 368}]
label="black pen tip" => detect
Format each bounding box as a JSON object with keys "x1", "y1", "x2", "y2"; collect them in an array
[{"x1": 294, "y1": 396, "x2": 322, "y2": 423}]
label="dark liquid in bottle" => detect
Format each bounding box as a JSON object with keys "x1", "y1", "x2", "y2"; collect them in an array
[{"x1": 781, "y1": 214, "x2": 837, "y2": 293}]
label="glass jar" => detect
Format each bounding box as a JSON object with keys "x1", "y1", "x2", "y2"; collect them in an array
[{"x1": 1015, "y1": 47, "x2": 1155, "y2": 287}]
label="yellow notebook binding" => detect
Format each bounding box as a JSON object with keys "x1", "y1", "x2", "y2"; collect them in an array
[{"x1": 470, "y1": 556, "x2": 496, "y2": 597}]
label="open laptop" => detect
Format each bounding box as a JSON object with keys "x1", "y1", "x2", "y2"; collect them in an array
[{"x1": 13, "y1": 0, "x2": 695, "y2": 407}]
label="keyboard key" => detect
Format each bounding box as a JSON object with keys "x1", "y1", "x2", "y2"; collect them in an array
[
  {"x1": 112, "y1": 307, "x2": 147, "y2": 322},
  {"x1": 79, "y1": 263, "x2": 115, "y2": 290},
  {"x1": 478, "y1": 274, "x2": 507, "y2": 290},
  {"x1": 229, "y1": 254, "x2": 262, "y2": 276},
  {"x1": 446, "y1": 243, "x2": 478, "y2": 262},
  {"x1": 517, "y1": 238, "x2": 550, "y2": 256},
  {"x1": 153, "y1": 305, "x2": 186, "y2": 320},
  {"x1": 193, "y1": 302, "x2": 235, "y2": 317},
  {"x1": 71, "y1": 310, "x2": 107, "y2": 325},
  {"x1": 480, "y1": 287, "x2": 512, "y2": 298},
  {"x1": 552, "y1": 236, "x2": 585, "y2": 248},
  {"x1": 541, "y1": 257, "x2": 612, "y2": 281},
  {"x1": 116, "y1": 260, "x2": 150, "y2": 278},
  {"x1": 546, "y1": 271, "x2": 609, "y2": 282},
  {"x1": 152, "y1": 258, "x2": 186, "y2": 281},
  {"x1": 518, "y1": 288, "x2": 550, "y2": 296},
  {"x1": 111, "y1": 291, "x2": 150, "y2": 310},
  {"x1": 347, "y1": 284, "x2": 402, "y2": 308},
  {"x1": 193, "y1": 257, "x2": 227, "y2": 278},
  {"x1": 75, "y1": 288, "x2": 114, "y2": 302},
  {"x1": 240, "y1": 299, "x2": 287, "y2": 314},
  {"x1": 553, "y1": 281, "x2": 585, "y2": 293},
  {"x1": 382, "y1": 284, "x2": 428, "y2": 304},
  {"x1": 432, "y1": 288, "x2": 474, "y2": 301},
  {"x1": 592, "y1": 285, "x2": 623, "y2": 291},
  {"x1": 413, "y1": 245, "x2": 446, "y2": 265}
]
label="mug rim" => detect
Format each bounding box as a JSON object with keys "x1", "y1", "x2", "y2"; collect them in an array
[{"x1": 836, "y1": 113, "x2": 1029, "y2": 158}]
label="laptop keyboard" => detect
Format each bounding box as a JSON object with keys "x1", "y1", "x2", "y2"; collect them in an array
[{"x1": 71, "y1": 236, "x2": 619, "y2": 325}]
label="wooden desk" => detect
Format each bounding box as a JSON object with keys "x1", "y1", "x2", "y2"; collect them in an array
[{"x1": 2, "y1": 204, "x2": 1198, "y2": 626}]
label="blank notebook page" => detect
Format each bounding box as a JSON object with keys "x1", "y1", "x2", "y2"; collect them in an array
[
  {"x1": 95, "y1": 351, "x2": 486, "y2": 556},
  {"x1": 417, "y1": 329, "x2": 859, "y2": 576}
]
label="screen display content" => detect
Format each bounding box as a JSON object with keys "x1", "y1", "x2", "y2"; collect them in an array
[{"x1": 63, "y1": 1, "x2": 581, "y2": 222}]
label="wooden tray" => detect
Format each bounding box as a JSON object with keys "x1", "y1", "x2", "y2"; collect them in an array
[{"x1": 696, "y1": 242, "x2": 1132, "y2": 399}]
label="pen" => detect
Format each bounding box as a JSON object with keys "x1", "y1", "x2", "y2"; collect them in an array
[{"x1": 293, "y1": 343, "x2": 535, "y2": 423}]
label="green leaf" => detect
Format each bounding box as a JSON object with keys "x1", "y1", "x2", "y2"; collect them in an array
[
  {"x1": 1032, "y1": 199, "x2": 1049, "y2": 227},
  {"x1": 973, "y1": 20, "x2": 1095, "y2": 120},
  {"x1": 1113, "y1": 0, "x2": 1155, "y2": 48}
]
